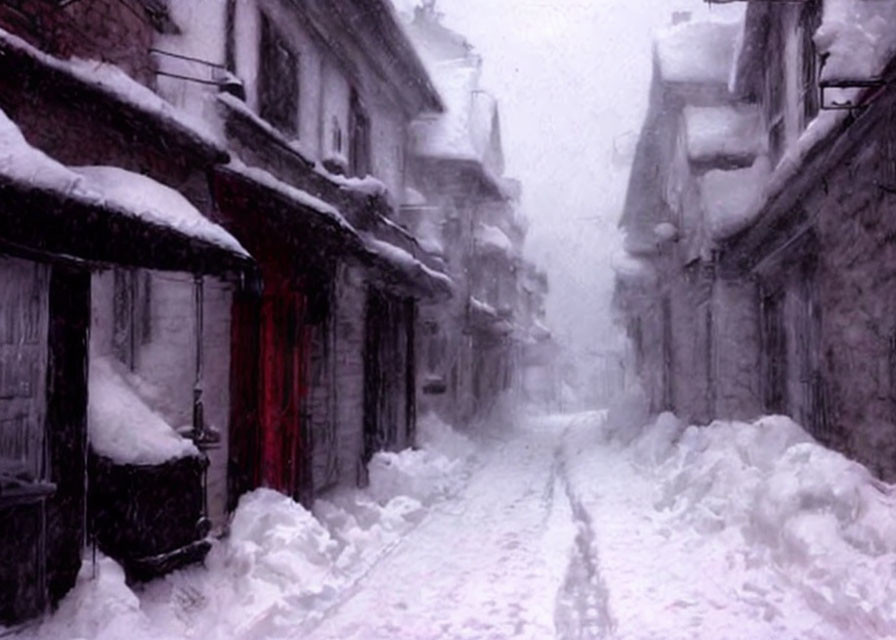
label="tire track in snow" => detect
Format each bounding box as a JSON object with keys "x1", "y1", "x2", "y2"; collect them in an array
[{"x1": 554, "y1": 420, "x2": 616, "y2": 640}]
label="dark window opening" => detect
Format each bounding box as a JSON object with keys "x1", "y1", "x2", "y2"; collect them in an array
[
  {"x1": 800, "y1": 0, "x2": 823, "y2": 128},
  {"x1": 761, "y1": 290, "x2": 788, "y2": 414},
  {"x1": 349, "y1": 89, "x2": 371, "y2": 178},
  {"x1": 259, "y1": 13, "x2": 299, "y2": 135}
]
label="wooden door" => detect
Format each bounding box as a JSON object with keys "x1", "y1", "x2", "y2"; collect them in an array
[{"x1": 259, "y1": 291, "x2": 311, "y2": 501}]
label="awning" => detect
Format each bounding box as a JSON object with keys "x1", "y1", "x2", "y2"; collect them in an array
[
  {"x1": 0, "y1": 109, "x2": 250, "y2": 275},
  {"x1": 360, "y1": 235, "x2": 453, "y2": 301},
  {"x1": 212, "y1": 161, "x2": 364, "y2": 260}
]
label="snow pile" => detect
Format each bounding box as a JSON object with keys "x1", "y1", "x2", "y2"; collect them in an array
[
  {"x1": 815, "y1": 0, "x2": 896, "y2": 83},
  {"x1": 655, "y1": 20, "x2": 741, "y2": 85},
  {"x1": 17, "y1": 415, "x2": 475, "y2": 640},
  {"x1": 22, "y1": 557, "x2": 161, "y2": 640},
  {"x1": 367, "y1": 416, "x2": 473, "y2": 505},
  {"x1": 88, "y1": 357, "x2": 198, "y2": 466},
  {"x1": 630, "y1": 413, "x2": 896, "y2": 633},
  {"x1": 684, "y1": 104, "x2": 764, "y2": 164},
  {"x1": 700, "y1": 155, "x2": 772, "y2": 240}
]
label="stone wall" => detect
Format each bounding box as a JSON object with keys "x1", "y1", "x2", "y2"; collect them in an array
[{"x1": 811, "y1": 112, "x2": 896, "y2": 479}]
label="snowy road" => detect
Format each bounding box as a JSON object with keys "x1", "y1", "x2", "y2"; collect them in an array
[
  {"x1": 305, "y1": 410, "x2": 895, "y2": 640},
  {"x1": 306, "y1": 414, "x2": 610, "y2": 640},
  {"x1": 20, "y1": 410, "x2": 896, "y2": 639}
]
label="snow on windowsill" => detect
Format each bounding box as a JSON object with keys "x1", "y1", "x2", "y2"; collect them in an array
[
  {"x1": 684, "y1": 104, "x2": 764, "y2": 165},
  {"x1": 0, "y1": 27, "x2": 223, "y2": 153},
  {"x1": 88, "y1": 357, "x2": 198, "y2": 466}
]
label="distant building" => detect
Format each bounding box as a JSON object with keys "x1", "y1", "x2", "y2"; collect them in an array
[{"x1": 397, "y1": 3, "x2": 546, "y2": 424}]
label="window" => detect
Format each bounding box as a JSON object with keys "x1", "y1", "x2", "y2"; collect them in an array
[
  {"x1": 112, "y1": 269, "x2": 151, "y2": 371},
  {"x1": 349, "y1": 89, "x2": 371, "y2": 178},
  {"x1": 259, "y1": 13, "x2": 299, "y2": 135},
  {"x1": 765, "y1": 22, "x2": 787, "y2": 166},
  {"x1": 800, "y1": 0, "x2": 823, "y2": 128},
  {"x1": 332, "y1": 117, "x2": 343, "y2": 154}
]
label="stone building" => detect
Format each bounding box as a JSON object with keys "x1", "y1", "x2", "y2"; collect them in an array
[
  {"x1": 155, "y1": 0, "x2": 451, "y2": 504},
  {"x1": 618, "y1": 2, "x2": 896, "y2": 480},
  {"x1": 0, "y1": 0, "x2": 250, "y2": 625},
  {"x1": 719, "y1": 1, "x2": 896, "y2": 478},
  {"x1": 397, "y1": 3, "x2": 534, "y2": 424},
  {"x1": 616, "y1": 16, "x2": 757, "y2": 423}
]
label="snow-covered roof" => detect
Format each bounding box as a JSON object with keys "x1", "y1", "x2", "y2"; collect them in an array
[
  {"x1": 683, "y1": 105, "x2": 764, "y2": 167},
  {"x1": 0, "y1": 27, "x2": 224, "y2": 155},
  {"x1": 815, "y1": 0, "x2": 896, "y2": 83},
  {"x1": 88, "y1": 358, "x2": 199, "y2": 466},
  {"x1": 362, "y1": 234, "x2": 453, "y2": 299},
  {"x1": 411, "y1": 59, "x2": 503, "y2": 177},
  {"x1": 655, "y1": 20, "x2": 741, "y2": 85},
  {"x1": 0, "y1": 107, "x2": 248, "y2": 258},
  {"x1": 474, "y1": 223, "x2": 514, "y2": 257},
  {"x1": 222, "y1": 158, "x2": 356, "y2": 234}
]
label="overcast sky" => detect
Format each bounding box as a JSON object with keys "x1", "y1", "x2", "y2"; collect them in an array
[{"x1": 415, "y1": 0, "x2": 743, "y2": 357}]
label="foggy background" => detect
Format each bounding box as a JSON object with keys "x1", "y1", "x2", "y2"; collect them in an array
[{"x1": 397, "y1": 0, "x2": 744, "y2": 372}]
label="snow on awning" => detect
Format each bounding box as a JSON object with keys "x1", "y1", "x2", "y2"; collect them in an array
[
  {"x1": 468, "y1": 296, "x2": 513, "y2": 336},
  {"x1": 611, "y1": 251, "x2": 658, "y2": 287},
  {"x1": 684, "y1": 105, "x2": 764, "y2": 168},
  {"x1": 361, "y1": 235, "x2": 453, "y2": 301},
  {"x1": 0, "y1": 107, "x2": 250, "y2": 272},
  {"x1": 0, "y1": 27, "x2": 225, "y2": 160},
  {"x1": 474, "y1": 223, "x2": 514, "y2": 258},
  {"x1": 700, "y1": 156, "x2": 772, "y2": 241},
  {"x1": 88, "y1": 358, "x2": 199, "y2": 466},
  {"x1": 655, "y1": 20, "x2": 741, "y2": 86}
]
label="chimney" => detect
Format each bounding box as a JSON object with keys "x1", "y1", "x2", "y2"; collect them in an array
[{"x1": 671, "y1": 11, "x2": 692, "y2": 25}]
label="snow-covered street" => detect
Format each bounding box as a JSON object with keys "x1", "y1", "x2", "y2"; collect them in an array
[
  {"x1": 17, "y1": 406, "x2": 896, "y2": 639},
  {"x1": 309, "y1": 408, "x2": 896, "y2": 640}
]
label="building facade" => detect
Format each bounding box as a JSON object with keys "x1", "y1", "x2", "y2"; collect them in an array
[{"x1": 617, "y1": 3, "x2": 896, "y2": 480}]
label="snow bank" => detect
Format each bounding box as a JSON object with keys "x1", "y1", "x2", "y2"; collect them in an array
[
  {"x1": 625, "y1": 412, "x2": 896, "y2": 633},
  {"x1": 88, "y1": 357, "x2": 198, "y2": 466},
  {"x1": 21, "y1": 556, "x2": 160, "y2": 640},
  {"x1": 17, "y1": 414, "x2": 475, "y2": 639},
  {"x1": 655, "y1": 20, "x2": 741, "y2": 85}
]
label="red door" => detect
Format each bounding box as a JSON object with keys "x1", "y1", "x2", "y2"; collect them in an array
[{"x1": 258, "y1": 289, "x2": 311, "y2": 500}]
